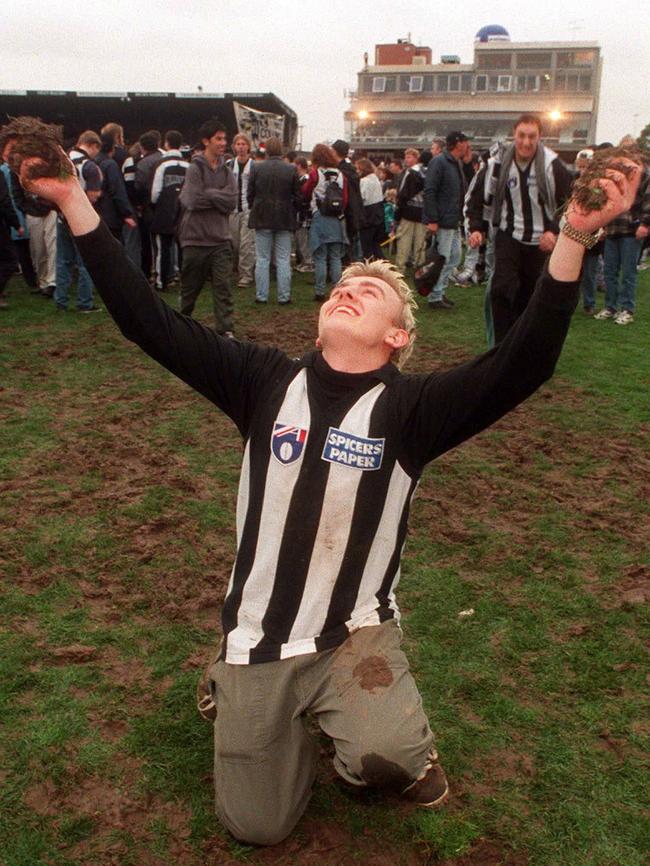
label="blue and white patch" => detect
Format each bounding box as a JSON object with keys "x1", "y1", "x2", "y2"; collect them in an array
[
  {"x1": 271, "y1": 423, "x2": 308, "y2": 465},
  {"x1": 507, "y1": 176, "x2": 518, "y2": 189},
  {"x1": 321, "y1": 427, "x2": 385, "y2": 471}
]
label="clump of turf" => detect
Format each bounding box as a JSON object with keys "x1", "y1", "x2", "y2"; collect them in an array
[
  {"x1": 0, "y1": 116, "x2": 73, "y2": 181},
  {"x1": 572, "y1": 145, "x2": 644, "y2": 212}
]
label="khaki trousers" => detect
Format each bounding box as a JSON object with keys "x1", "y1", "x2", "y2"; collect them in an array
[
  {"x1": 209, "y1": 621, "x2": 434, "y2": 846},
  {"x1": 395, "y1": 218, "x2": 427, "y2": 274},
  {"x1": 229, "y1": 210, "x2": 256, "y2": 285},
  {"x1": 26, "y1": 211, "x2": 57, "y2": 289}
]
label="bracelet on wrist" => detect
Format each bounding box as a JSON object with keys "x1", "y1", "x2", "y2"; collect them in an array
[{"x1": 559, "y1": 216, "x2": 604, "y2": 249}]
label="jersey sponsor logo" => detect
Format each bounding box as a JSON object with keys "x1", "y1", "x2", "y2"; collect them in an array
[
  {"x1": 271, "y1": 423, "x2": 308, "y2": 465},
  {"x1": 321, "y1": 427, "x2": 385, "y2": 471},
  {"x1": 507, "y1": 176, "x2": 518, "y2": 189}
]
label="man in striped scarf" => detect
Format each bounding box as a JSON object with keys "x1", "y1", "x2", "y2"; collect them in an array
[{"x1": 466, "y1": 114, "x2": 573, "y2": 344}]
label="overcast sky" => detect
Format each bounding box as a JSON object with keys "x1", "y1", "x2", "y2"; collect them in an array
[{"x1": 3, "y1": 0, "x2": 647, "y2": 148}]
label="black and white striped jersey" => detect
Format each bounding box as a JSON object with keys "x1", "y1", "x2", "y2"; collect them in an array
[
  {"x1": 466, "y1": 145, "x2": 573, "y2": 245},
  {"x1": 76, "y1": 221, "x2": 581, "y2": 665}
]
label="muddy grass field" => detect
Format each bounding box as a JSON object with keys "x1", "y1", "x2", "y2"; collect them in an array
[{"x1": 1, "y1": 272, "x2": 649, "y2": 866}]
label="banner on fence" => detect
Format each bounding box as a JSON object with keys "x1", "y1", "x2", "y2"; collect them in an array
[{"x1": 233, "y1": 101, "x2": 285, "y2": 146}]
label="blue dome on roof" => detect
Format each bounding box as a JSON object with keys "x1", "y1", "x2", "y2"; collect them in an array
[{"x1": 475, "y1": 25, "x2": 511, "y2": 43}]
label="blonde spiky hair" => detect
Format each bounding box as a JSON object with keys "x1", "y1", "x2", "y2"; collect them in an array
[{"x1": 338, "y1": 259, "x2": 418, "y2": 368}]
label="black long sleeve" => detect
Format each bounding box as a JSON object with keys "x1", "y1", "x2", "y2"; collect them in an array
[
  {"x1": 74, "y1": 221, "x2": 293, "y2": 437},
  {"x1": 395, "y1": 266, "x2": 580, "y2": 472}
]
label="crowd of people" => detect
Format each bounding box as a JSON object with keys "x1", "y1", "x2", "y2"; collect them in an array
[
  {"x1": 0, "y1": 115, "x2": 649, "y2": 339},
  {"x1": 4, "y1": 117, "x2": 643, "y2": 848}
]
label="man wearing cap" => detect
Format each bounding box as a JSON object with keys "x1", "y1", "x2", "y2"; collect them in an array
[{"x1": 423, "y1": 132, "x2": 469, "y2": 309}]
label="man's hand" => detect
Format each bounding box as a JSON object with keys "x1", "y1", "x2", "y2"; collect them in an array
[
  {"x1": 124, "y1": 217, "x2": 137, "y2": 229},
  {"x1": 538, "y1": 231, "x2": 557, "y2": 253},
  {"x1": 636, "y1": 224, "x2": 649, "y2": 241},
  {"x1": 468, "y1": 230, "x2": 483, "y2": 249},
  {"x1": 564, "y1": 158, "x2": 642, "y2": 234},
  {"x1": 17, "y1": 226, "x2": 25, "y2": 237},
  {"x1": 426, "y1": 222, "x2": 438, "y2": 233}
]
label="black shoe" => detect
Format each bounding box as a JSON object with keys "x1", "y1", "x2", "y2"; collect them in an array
[
  {"x1": 442, "y1": 294, "x2": 455, "y2": 307},
  {"x1": 78, "y1": 306, "x2": 102, "y2": 314},
  {"x1": 314, "y1": 294, "x2": 325, "y2": 302},
  {"x1": 428, "y1": 298, "x2": 453, "y2": 310},
  {"x1": 278, "y1": 298, "x2": 292, "y2": 305},
  {"x1": 255, "y1": 298, "x2": 267, "y2": 304},
  {"x1": 41, "y1": 286, "x2": 55, "y2": 298},
  {"x1": 402, "y1": 761, "x2": 449, "y2": 808}
]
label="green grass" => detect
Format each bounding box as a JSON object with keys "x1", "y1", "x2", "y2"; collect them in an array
[{"x1": 0, "y1": 268, "x2": 648, "y2": 866}]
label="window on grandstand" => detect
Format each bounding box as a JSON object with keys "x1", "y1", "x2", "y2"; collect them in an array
[
  {"x1": 461, "y1": 74, "x2": 473, "y2": 92},
  {"x1": 578, "y1": 74, "x2": 591, "y2": 92},
  {"x1": 573, "y1": 129, "x2": 589, "y2": 141},
  {"x1": 488, "y1": 76, "x2": 500, "y2": 92},
  {"x1": 409, "y1": 75, "x2": 423, "y2": 92},
  {"x1": 516, "y1": 75, "x2": 539, "y2": 92},
  {"x1": 557, "y1": 50, "x2": 595, "y2": 67},
  {"x1": 497, "y1": 75, "x2": 511, "y2": 92},
  {"x1": 372, "y1": 77, "x2": 386, "y2": 93},
  {"x1": 448, "y1": 74, "x2": 460, "y2": 92},
  {"x1": 399, "y1": 75, "x2": 410, "y2": 92},
  {"x1": 475, "y1": 75, "x2": 487, "y2": 92},
  {"x1": 477, "y1": 52, "x2": 512, "y2": 69},
  {"x1": 516, "y1": 52, "x2": 552, "y2": 69},
  {"x1": 556, "y1": 73, "x2": 582, "y2": 92},
  {"x1": 423, "y1": 75, "x2": 434, "y2": 91},
  {"x1": 362, "y1": 76, "x2": 373, "y2": 93},
  {"x1": 385, "y1": 77, "x2": 396, "y2": 93},
  {"x1": 436, "y1": 75, "x2": 448, "y2": 93}
]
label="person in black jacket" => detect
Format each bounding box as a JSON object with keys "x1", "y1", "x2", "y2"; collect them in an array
[
  {"x1": 150, "y1": 130, "x2": 189, "y2": 292},
  {"x1": 247, "y1": 137, "x2": 302, "y2": 304},
  {"x1": 332, "y1": 139, "x2": 362, "y2": 262},
  {"x1": 0, "y1": 167, "x2": 21, "y2": 308},
  {"x1": 394, "y1": 148, "x2": 427, "y2": 274},
  {"x1": 423, "y1": 131, "x2": 469, "y2": 309},
  {"x1": 95, "y1": 134, "x2": 136, "y2": 241}
]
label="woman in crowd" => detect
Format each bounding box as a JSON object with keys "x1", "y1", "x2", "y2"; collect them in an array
[
  {"x1": 357, "y1": 158, "x2": 386, "y2": 260},
  {"x1": 302, "y1": 144, "x2": 347, "y2": 301}
]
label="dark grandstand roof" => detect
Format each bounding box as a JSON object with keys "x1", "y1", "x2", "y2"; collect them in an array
[{"x1": 0, "y1": 90, "x2": 298, "y2": 147}]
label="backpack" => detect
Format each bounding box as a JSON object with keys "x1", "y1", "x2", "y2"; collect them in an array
[{"x1": 318, "y1": 170, "x2": 344, "y2": 218}]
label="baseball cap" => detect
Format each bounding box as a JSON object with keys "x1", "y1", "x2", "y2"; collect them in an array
[{"x1": 446, "y1": 131, "x2": 469, "y2": 148}]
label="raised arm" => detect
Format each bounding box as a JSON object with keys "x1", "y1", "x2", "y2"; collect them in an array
[
  {"x1": 12, "y1": 151, "x2": 290, "y2": 436},
  {"x1": 399, "y1": 157, "x2": 642, "y2": 469}
]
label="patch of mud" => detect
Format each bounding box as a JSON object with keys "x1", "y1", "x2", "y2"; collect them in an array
[
  {"x1": 439, "y1": 838, "x2": 529, "y2": 866},
  {"x1": 240, "y1": 309, "x2": 318, "y2": 358}
]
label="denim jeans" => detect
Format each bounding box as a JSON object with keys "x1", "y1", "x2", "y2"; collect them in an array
[
  {"x1": 122, "y1": 222, "x2": 141, "y2": 269},
  {"x1": 54, "y1": 219, "x2": 95, "y2": 310},
  {"x1": 603, "y1": 236, "x2": 642, "y2": 313},
  {"x1": 428, "y1": 228, "x2": 461, "y2": 303},
  {"x1": 313, "y1": 242, "x2": 344, "y2": 297},
  {"x1": 580, "y1": 252, "x2": 600, "y2": 309},
  {"x1": 255, "y1": 230, "x2": 292, "y2": 302}
]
